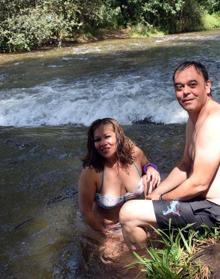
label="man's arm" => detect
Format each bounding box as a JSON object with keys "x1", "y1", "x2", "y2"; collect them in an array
[
  {"x1": 148, "y1": 121, "x2": 191, "y2": 199},
  {"x1": 162, "y1": 114, "x2": 220, "y2": 200},
  {"x1": 148, "y1": 159, "x2": 189, "y2": 199}
]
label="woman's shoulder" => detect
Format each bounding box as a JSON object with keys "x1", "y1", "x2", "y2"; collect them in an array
[
  {"x1": 79, "y1": 166, "x2": 100, "y2": 188},
  {"x1": 80, "y1": 166, "x2": 99, "y2": 177},
  {"x1": 132, "y1": 145, "x2": 147, "y2": 167},
  {"x1": 133, "y1": 145, "x2": 144, "y2": 157}
]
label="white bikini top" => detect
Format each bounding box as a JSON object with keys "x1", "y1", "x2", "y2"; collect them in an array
[{"x1": 95, "y1": 163, "x2": 144, "y2": 209}]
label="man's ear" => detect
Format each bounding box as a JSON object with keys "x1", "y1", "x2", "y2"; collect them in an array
[{"x1": 206, "y1": 80, "x2": 212, "y2": 96}]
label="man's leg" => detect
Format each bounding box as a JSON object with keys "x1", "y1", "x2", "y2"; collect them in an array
[{"x1": 119, "y1": 200, "x2": 157, "y2": 250}]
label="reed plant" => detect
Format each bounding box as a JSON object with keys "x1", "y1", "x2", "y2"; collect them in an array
[{"x1": 130, "y1": 223, "x2": 220, "y2": 279}]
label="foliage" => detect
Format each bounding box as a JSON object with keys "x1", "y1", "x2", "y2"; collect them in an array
[
  {"x1": 0, "y1": 0, "x2": 220, "y2": 52},
  {"x1": 173, "y1": 0, "x2": 204, "y2": 33},
  {"x1": 132, "y1": 224, "x2": 220, "y2": 279},
  {"x1": 0, "y1": 9, "x2": 56, "y2": 52},
  {"x1": 202, "y1": 12, "x2": 220, "y2": 29},
  {"x1": 198, "y1": 0, "x2": 220, "y2": 13},
  {"x1": 129, "y1": 23, "x2": 163, "y2": 38},
  {"x1": 103, "y1": 0, "x2": 204, "y2": 33},
  {"x1": 0, "y1": 0, "x2": 37, "y2": 21}
]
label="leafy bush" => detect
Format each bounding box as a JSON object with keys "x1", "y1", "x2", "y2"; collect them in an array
[
  {"x1": 0, "y1": 0, "x2": 220, "y2": 52},
  {"x1": 174, "y1": 0, "x2": 204, "y2": 32},
  {"x1": 0, "y1": 0, "x2": 37, "y2": 21},
  {"x1": 198, "y1": 0, "x2": 220, "y2": 13},
  {"x1": 0, "y1": 9, "x2": 58, "y2": 52},
  {"x1": 0, "y1": 0, "x2": 101, "y2": 52},
  {"x1": 97, "y1": 4, "x2": 122, "y2": 29}
]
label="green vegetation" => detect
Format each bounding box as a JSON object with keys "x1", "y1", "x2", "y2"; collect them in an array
[
  {"x1": 202, "y1": 12, "x2": 220, "y2": 29},
  {"x1": 131, "y1": 224, "x2": 220, "y2": 278},
  {"x1": 0, "y1": 0, "x2": 220, "y2": 52}
]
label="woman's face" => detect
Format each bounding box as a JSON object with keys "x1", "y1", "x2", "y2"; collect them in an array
[{"x1": 93, "y1": 123, "x2": 117, "y2": 159}]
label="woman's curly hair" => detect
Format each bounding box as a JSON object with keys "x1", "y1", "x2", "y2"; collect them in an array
[{"x1": 82, "y1": 118, "x2": 135, "y2": 171}]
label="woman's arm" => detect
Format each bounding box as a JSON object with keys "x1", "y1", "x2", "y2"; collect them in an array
[
  {"x1": 134, "y1": 146, "x2": 161, "y2": 195},
  {"x1": 78, "y1": 168, "x2": 105, "y2": 234}
]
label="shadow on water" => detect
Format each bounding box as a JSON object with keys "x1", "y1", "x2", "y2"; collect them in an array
[
  {"x1": 0, "y1": 30, "x2": 220, "y2": 92},
  {"x1": 0, "y1": 123, "x2": 184, "y2": 278}
]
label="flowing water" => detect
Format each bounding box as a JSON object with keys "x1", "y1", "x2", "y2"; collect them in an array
[
  {"x1": 1, "y1": 30, "x2": 220, "y2": 126},
  {"x1": 0, "y1": 29, "x2": 220, "y2": 278}
]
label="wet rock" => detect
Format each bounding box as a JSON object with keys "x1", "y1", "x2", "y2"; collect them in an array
[
  {"x1": 4, "y1": 139, "x2": 33, "y2": 150},
  {"x1": 14, "y1": 217, "x2": 34, "y2": 230},
  {"x1": 47, "y1": 187, "x2": 78, "y2": 205},
  {"x1": 52, "y1": 242, "x2": 86, "y2": 279},
  {"x1": 194, "y1": 242, "x2": 220, "y2": 278}
]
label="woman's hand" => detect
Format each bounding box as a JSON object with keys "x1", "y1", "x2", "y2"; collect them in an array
[{"x1": 142, "y1": 167, "x2": 161, "y2": 198}]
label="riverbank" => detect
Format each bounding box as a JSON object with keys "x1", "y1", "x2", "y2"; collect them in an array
[
  {"x1": 1, "y1": 13, "x2": 220, "y2": 55},
  {"x1": 1, "y1": 26, "x2": 220, "y2": 66}
]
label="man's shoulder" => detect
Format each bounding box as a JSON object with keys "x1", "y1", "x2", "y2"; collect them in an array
[
  {"x1": 209, "y1": 98, "x2": 220, "y2": 111},
  {"x1": 199, "y1": 102, "x2": 220, "y2": 137},
  {"x1": 207, "y1": 101, "x2": 220, "y2": 122}
]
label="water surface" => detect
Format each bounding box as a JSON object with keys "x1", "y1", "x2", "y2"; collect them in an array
[
  {"x1": 1, "y1": 29, "x2": 220, "y2": 278},
  {"x1": 1, "y1": 29, "x2": 220, "y2": 126}
]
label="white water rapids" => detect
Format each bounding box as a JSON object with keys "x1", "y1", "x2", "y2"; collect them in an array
[{"x1": 1, "y1": 30, "x2": 220, "y2": 127}]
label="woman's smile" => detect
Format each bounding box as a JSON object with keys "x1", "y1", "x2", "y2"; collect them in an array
[{"x1": 94, "y1": 124, "x2": 117, "y2": 158}]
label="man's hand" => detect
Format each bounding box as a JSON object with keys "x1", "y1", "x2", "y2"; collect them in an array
[{"x1": 146, "y1": 191, "x2": 161, "y2": 200}]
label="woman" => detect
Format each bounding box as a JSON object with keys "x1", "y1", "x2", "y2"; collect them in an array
[{"x1": 78, "y1": 118, "x2": 160, "y2": 240}]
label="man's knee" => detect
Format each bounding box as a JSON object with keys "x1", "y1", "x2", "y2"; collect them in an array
[
  {"x1": 120, "y1": 199, "x2": 157, "y2": 227},
  {"x1": 119, "y1": 200, "x2": 138, "y2": 225},
  {"x1": 119, "y1": 200, "x2": 134, "y2": 226}
]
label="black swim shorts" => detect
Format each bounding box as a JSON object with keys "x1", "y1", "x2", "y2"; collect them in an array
[{"x1": 153, "y1": 199, "x2": 220, "y2": 230}]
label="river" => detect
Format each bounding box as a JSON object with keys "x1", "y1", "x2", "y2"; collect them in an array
[{"x1": 0, "y1": 29, "x2": 220, "y2": 278}]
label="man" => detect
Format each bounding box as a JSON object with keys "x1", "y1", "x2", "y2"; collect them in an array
[{"x1": 119, "y1": 61, "x2": 220, "y2": 249}]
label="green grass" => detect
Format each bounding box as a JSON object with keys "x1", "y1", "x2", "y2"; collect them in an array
[
  {"x1": 129, "y1": 23, "x2": 164, "y2": 38},
  {"x1": 130, "y1": 224, "x2": 220, "y2": 279},
  {"x1": 129, "y1": 12, "x2": 220, "y2": 38},
  {"x1": 202, "y1": 12, "x2": 220, "y2": 29}
]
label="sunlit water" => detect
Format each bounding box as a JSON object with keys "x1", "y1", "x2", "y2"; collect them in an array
[
  {"x1": 1, "y1": 30, "x2": 220, "y2": 127},
  {"x1": 0, "y1": 29, "x2": 220, "y2": 278}
]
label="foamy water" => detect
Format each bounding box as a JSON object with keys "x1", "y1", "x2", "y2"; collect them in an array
[
  {"x1": 0, "y1": 74, "x2": 187, "y2": 126},
  {"x1": 1, "y1": 30, "x2": 220, "y2": 127}
]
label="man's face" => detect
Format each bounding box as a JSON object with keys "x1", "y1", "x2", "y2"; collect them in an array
[{"x1": 174, "y1": 66, "x2": 211, "y2": 112}]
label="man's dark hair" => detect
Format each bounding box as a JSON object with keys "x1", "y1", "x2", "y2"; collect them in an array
[{"x1": 172, "y1": 61, "x2": 209, "y2": 83}]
